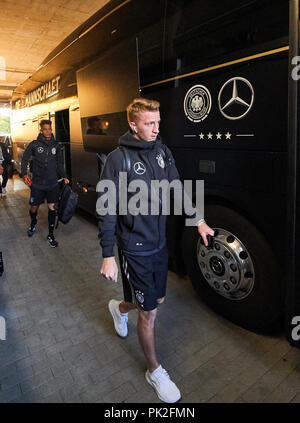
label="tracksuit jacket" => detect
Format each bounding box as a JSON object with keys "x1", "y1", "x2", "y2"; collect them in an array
[
  {"x1": 21, "y1": 133, "x2": 66, "y2": 186},
  {"x1": 97, "y1": 131, "x2": 201, "y2": 258}
]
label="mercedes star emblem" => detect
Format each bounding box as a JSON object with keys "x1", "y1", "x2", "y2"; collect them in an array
[
  {"x1": 218, "y1": 77, "x2": 254, "y2": 120},
  {"x1": 134, "y1": 162, "x2": 146, "y2": 175}
]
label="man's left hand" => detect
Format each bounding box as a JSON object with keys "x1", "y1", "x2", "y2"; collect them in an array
[
  {"x1": 198, "y1": 222, "x2": 214, "y2": 247},
  {"x1": 0, "y1": 164, "x2": 3, "y2": 175},
  {"x1": 63, "y1": 178, "x2": 69, "y2": 184}
]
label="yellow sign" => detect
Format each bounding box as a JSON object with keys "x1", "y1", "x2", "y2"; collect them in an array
[{"x1": 25, "y1": 75, "x2": 61, "y2": 107}]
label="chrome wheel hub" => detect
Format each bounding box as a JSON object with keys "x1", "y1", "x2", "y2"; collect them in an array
[{"x1": 197, "y1": 228, "x2": 255, "y2": 300}]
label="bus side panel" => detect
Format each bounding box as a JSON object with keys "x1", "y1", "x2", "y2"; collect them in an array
[
  {"x1": 71, "y1": 143, "x2": 99, "y2": 213},
  {"x1": 171, "y1": 148, "x2": 287, "y2": 261},
  {"x1": 154, "y1": 55, "x2": 288, "y2": 152},
  {"x1": 145, "y1": 54, "x2": 288, "y2": 259},
  {"x1": 69, "y1": 108, "x2": 98, "y2": 213}
]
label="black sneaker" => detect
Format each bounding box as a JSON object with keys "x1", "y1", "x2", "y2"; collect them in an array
[
  {"x1": 27, "y1": 225, "x2": 36, "y2": 237},
  {"x1": 47, "y1": 235, "x2": 58, "y2": 248}
]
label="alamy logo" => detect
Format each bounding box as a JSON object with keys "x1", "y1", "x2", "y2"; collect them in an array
[
  {"x1": 291, "y1": 56, "x2": 300, "y2": 81},
  {"x1": 0, "y1": 316, "x2": 6, "y2": 341},
  {"x1": 291, "y1": 316, "x2": 300, "y2": 341},
  {"x1": 96, "y1": 173, "x2": 204, "y2": 227},
  {"x1": 37, "y1": 147, "x2": 44, "y2": 154}
]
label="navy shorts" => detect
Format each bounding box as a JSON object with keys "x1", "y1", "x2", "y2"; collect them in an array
[
  {"x1": 29, "y1": 184, "x2": 58, "y2": 206},
  {"x1": 118, "y1": 246, "x2": 169, "y2": 311}
]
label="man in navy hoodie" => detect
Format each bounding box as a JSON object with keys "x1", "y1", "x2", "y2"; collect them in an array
[
  {"x1": 21, "y1": 120, "x2": 69, "y2": 247},
  {"x1": 98, "y1": 98, "x2": 214, "y2": 403}
]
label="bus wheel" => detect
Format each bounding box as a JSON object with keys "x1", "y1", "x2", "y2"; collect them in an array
[{"x1": 182, "y1": 204, "x2": 283, "y2": 333}]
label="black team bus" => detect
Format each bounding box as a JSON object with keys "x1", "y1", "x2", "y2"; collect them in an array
[{"x1": 10, "y1": 0, "x2": 300, "y2": 345}]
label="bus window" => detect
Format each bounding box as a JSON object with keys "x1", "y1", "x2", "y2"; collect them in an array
[
  {"x1": 55, "y1": 109, "x2": 71, "y2": 179},
  {"x1": 137, "y1": 0, "x2": 166, "y2": 86},
  {"x1": 76, "y1": 38, "x2": 139, "y2": 153},
  {"x1": 163, "y1": 0, "x2": 289, "y2": 78}
]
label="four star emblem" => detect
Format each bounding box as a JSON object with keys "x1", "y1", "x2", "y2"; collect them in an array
[{"x1": 197, "y1": 132, "x2": 232, "y2": 140}]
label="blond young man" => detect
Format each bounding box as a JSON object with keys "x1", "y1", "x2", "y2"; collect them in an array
[{"x1": 98, "y1": 98, "x2": 214, "y2": 403}]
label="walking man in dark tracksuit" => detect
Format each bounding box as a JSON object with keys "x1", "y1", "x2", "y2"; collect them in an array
[
  {"x1": 0, "y1": 141, "x2": 12, "y2": 197},
  {"x1": 21, "y1": 119, "x2": 69, "y2": 247},
  {"x1": 98, "y1": 98, "x2": 214, "y2": 403}
]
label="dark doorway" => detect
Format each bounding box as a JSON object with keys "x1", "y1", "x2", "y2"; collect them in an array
[{"x1": 55, "y1": 109, "x2": 71, "y2": 181}]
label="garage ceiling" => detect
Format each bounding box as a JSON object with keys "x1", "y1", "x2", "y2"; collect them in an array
[{"x1": 0, "y1": 0, "x2": 111, "y2": 104}]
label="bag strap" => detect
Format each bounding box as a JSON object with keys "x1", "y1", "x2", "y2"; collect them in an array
[
  {"x1": 97, "y1": 148, "x2": 131, "y2": 176},
  {"x1": 55, "y1": 181, "x2": 66, "y2": 229},
  {"x1": 97, "y1": 153, "x2": 107, "y2": 179},
  {"x1": 119, "y1": 146, "x2": 131, "y2": 173},
  {"x1": 98, "y1": 145, "x2": 165, "y2": 177},
  {"x1": 119, "y1": 145, "x2": 165, "y2": 173},
  {"x1": 97, "y1": 153, "x2": 107, "y2": 167}
]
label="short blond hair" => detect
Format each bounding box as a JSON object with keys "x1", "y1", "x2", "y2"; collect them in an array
[{"x1": 126, "y1": 98, "x2": 160, "y2": 123}]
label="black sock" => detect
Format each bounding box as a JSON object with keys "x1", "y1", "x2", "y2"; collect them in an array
[
  {"x1": 48, "y1": 209, "x2": 56, "y2": 237},
  {"x1": 0, "y1": 252, "x2": 3, "y2": 275},
  {"x1": 29, "y1": 211, "x2": 37, "y2": 229}
]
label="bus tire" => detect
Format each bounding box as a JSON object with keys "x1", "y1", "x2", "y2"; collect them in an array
[{"x1": 182, "y1": 204, "x2": 283, "y2": 333}]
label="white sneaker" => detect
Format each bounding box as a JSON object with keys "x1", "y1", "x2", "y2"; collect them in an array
[
  {"x1": 145, "y1": 365, "x2": 181, "y2": 403},
  {"x1": 1, "y1": 188, "x2": 6, "y2": 196},
  {"x1": 108, "y1": 299, "x2": 128, "y2": 338}
]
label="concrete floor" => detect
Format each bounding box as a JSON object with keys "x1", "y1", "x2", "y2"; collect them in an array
[{"x1": 0, "y1": 175, "x2": 300, "y2": 403}]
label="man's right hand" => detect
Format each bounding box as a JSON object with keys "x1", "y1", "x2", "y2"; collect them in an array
[
  {"x1": 100, "y1": 257, "x2": 118, "y2": 282},
  {"x1": 23, "y1": 175, "x2": 31, "y2": 186},
  {"x1": 0, "y1": 164, "x2": 3, "y2": 175}
]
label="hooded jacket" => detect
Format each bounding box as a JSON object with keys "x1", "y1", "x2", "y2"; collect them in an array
[
  {"x1": 21, "y1": 133, "x2": 66, "y2": 186},
  {"x1": 97, "y1": 131, "x2": 201, "y2": 258}
]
